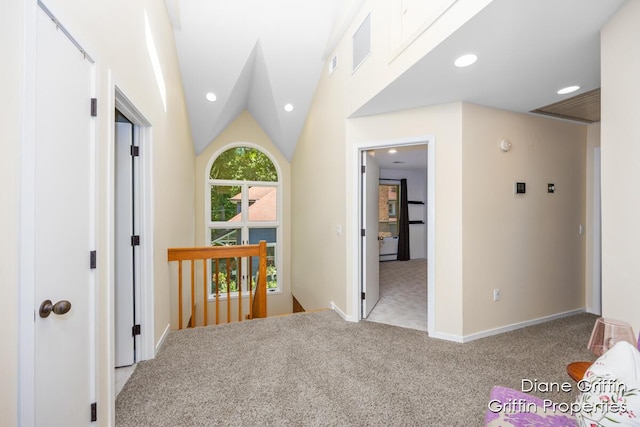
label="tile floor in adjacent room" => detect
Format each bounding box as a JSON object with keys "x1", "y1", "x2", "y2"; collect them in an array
[
  {"x1": 116, "y1": 364, "x2": 137, "y2": 397},
  {"x1": 365, "y1": 258, "x2": 427, "y2": 331}
]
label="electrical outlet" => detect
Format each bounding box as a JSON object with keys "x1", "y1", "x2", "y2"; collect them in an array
[{"x1": 493, "y1": 289, "x2": 501, "y2": 302}]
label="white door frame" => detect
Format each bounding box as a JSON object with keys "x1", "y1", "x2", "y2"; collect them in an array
[
  {"x1": 350, "y1": 136, "x2": 436, "y2": 336},
  {"x1": 590, "y1": 147, "x2": 602, "y2": 315},
  {"x1": 111, "y1": 86, "x2": 155, "y2": 363}
]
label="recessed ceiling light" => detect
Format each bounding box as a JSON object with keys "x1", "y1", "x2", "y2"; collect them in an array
[
  {"x1": 557, "y1": 85, "x2": 580, "y2": 95},
  {"x1": 388, "y1": 149, "x2": 397, "y2": 154},
  {"x1": 284, "y1": 104, "x2": 294, "y2": 112},
  {"x1": 454, "y1": 54, "x2": 477, "y2": 68},
  {"x1": 205, "y1": 92, "x2": 217, "y2": 102}
]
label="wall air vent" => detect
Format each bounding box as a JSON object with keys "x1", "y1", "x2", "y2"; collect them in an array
[
  {"x1": 352, "y1": 14, "x2": 371, "y2": 73},
  {"x1": 329, "y1": 55, "x2": 338, "y2": 75}
]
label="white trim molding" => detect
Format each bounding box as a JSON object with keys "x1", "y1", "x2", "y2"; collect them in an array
[
  {"x1": 457, "y1": 309, "x2": 586, "y2": 343},
  {"x1": 330, "y1": 301, "x2": 357, "y2": 322},
  {"x1": 349, "y1": 136, "x2": 435, "y2": 337},
  {"x1": 155, "y1": 323, "x2": 171, "y2": 356}
]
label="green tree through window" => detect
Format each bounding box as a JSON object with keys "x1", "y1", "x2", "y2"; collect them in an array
[
  {"x1": 210, "y1": 146, "x2": 277, "y2": 181},
  {"x1": 207, "y1": 146, "x2": 280, "y2": 296},
  {"x1": 210, "y1": 147, "x2": 277, "y2": 222}
]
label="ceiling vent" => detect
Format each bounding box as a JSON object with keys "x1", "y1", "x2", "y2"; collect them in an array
[{"x1": 530, "y1": 88, "x2": 600, "y2": 123}]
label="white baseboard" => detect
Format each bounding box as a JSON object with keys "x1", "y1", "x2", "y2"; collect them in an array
[
  {"x1": 458, "y1": 308, "x2": 586, "y2": 343},
  {"x1": 330, "y1": 302, "x2": 346, "y2": 320},
  {"x1": 428, "y1": 331, "x2": 464, "y2": 343},
  {"x1": 155, "y1": 323, "x2": 170, "y2": 356},
  {"x1": 330, "y1": 302, "x2": 358, "y2": 322},
  {"x1": 585, "y1": 307, "x2": 602, "y2": 316}
]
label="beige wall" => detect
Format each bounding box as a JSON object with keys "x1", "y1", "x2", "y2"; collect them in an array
[
  {"x1": 601, "y1": 0, "x2": 640, "y2": 332},
  {"x1": 6, "y1": 0, "x2": 195, "y2": 424},
  {"x1": 347, "y1": 103, "x2": 464, "y2": 335},
  {"x1": 0, "y1": 0, "x2": 25, "y2": 423},
  {"x1": 291, "y1": 45, "x2": 350, "y2": 312},
  {"x1": 461, "y1": 103, "x2": 586, "y2": 335},
  {"x1": 192, "y1": 111, "x2": 292, "y2": 325},
  {"x1": 346, "y1": 103, "x2": 588, "y2": 337},
  {"x1": 293, "y1": 0, "x2": 592, "y2": 341},
  {"x1": 292, "y1": 0, "x2": 490, "y2": 317}
]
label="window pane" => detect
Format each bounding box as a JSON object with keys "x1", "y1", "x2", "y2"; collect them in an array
[
  {"x1": 210, "y1": 147, "x2": 277, "y2": 182},
  {"x1": 210, "y1": 185, "x2": 242, "y2": 222},
  {"x1": 210, "y1": 229, "x2": 241, "y2": 294},
  {"x1": 210, "y1": 228, "x2": 241, "y2": 246},
  {"x1": 249, "y1": 228, "x2": 277, "y2": 290},
  {"x1": 247, "y1": 186, "x2": 277, "y2": 222},
  {"x1": 210, "y1": 257, "x2": 240, "y2": 294},
  {"x1": 378, "y1": 184, "x2": 399, "y2": 238}
]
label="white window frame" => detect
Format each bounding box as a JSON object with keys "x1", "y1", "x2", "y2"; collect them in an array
[{"x1": 204, "y1": 143, "x2": 282, "y2": 300}]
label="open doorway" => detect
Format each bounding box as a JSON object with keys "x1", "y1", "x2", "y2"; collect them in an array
[
  {"x1": 112, "y1": 88, "x2": 154, "y2": 398},
  {"x1": 361, "y1": 144, "x2": 429, "y2": 331},
  {"x1": 114, "y1": 109, "x2": 139, "y2": 369}
]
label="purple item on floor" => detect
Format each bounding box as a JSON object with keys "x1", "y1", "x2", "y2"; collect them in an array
[{"x1": 484, "y1": 386, "x2": 578, "y2": 426}]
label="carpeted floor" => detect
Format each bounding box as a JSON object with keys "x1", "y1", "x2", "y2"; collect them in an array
[
  {"x1": 366, "y1": 259, "x2": 427, "y2": 331},
  {"x1": 116, "y1": 310, "x2": 596, "y2": 426}
]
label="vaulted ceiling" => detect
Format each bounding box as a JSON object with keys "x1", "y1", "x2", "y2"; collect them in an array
[
  {"x1": 164, "y1": 0, "x2": 344, "y2": 158},
  {"x1": 165, "y1": 0, "x2": 624, "y2": 161}
]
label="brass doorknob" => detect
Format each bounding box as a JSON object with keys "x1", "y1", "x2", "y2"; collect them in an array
[{"x1": 39, "y1": 299, "x2": 72, "y2": 318}]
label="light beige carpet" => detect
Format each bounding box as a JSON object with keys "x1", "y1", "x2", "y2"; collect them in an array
[{"x1": 116, "y1": 309, "x2": 597, "y2": 426}]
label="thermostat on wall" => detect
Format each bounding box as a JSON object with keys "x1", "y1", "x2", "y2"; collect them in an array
[{"x1": 515, "y1": 182, "x2": 526, "y2": 194}]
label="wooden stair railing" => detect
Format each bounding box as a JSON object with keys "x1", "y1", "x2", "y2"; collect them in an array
[{"x1": 167, "y1": 240, "x2": 267, "y2": 329}]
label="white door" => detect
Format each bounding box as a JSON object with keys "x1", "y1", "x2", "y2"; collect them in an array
[
  {"x1": 115, "y1": 122, "x2": 138, "y2": 367},
  {"x1": 362, "y1": 151, "x2": 380, "y2": 318},
  {"x1": 34, "y1": 6, "x2": 96, "y2": 425}
]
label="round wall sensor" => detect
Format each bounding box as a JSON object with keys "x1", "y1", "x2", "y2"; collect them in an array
[{"x1": 500, "y1": 139, "x2": 512, "y2": 152}]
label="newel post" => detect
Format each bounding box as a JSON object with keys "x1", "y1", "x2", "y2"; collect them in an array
[{"x1": 255, "y1": 240, "x2": 268, "y2": 318}]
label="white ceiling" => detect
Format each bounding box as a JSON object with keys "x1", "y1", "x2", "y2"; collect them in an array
[
  {"x1": 166, "y1": 0, "x2": 625, "y2": 159},
  {"x1": 354, "y1": 0, "x2": 625, "y2": 117},
  {"x1": 168, "y1": 0, "x2": 343, "y2": 158},
  {"x1": 372, "y1": 145, "x2": 428, "y2": 171}
]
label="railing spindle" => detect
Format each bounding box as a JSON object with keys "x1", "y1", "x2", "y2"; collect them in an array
[
  {"x1": 178, "y1": 260, "x2": 183, "y2": 330},
  {"x1": 215, "y1": 258, "x2": 219, "y2": 325},
  {"x1": 190, "y1": 260, "x2": 195, "y2": 328},
  {"x1": 203, "y1": 259, "x2": 208, "y2": 327},
  {"x1": 168, "y1": 242, "x2": 268, "y2": 328},
  {"x1": 226, "y1": 257, "x2": 231, "y2": 323},
  {"x1": 248, "y1": 256, "x2": 253, "y2": 319},
  {"x1": 238, "y1": 257, "x2": 242, "y2": 322}
]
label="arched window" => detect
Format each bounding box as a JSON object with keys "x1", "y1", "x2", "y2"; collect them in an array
[{"x1": 206, "y1": 146, "x2": 281, "y2": 296}]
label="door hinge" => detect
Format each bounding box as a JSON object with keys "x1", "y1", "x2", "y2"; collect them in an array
[
  {"x1": 132, "y1": 324, "x2": 141, "y2": 336},
  {"x1": 131, "y1": 235, "x2": 140, "y2": 246},
  {"x1": 90, "y1": 251, "x2": 97, "y2": 269},
  {"x1": 361, "y1": 292, "x2": 366, "y2": 300},
  {"x1": 90, "y1": 402, "x2": 97, "y2": 422},
  {"x1": 130, "y1": 145, "x2": 140, "y2": 157},
  {"x1": 90, "y1": 98, "x2": 97, "y2": 117},
  {"x1": 361, "y1": 165, "x2": 366, "y2": 173},
  {"x1": 361, "y1": 229, "x2": 366, "y2": 237}
]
